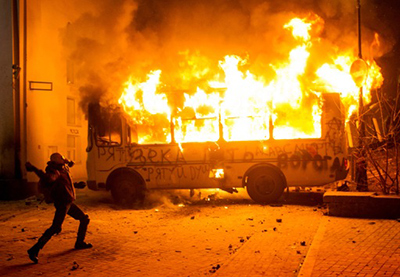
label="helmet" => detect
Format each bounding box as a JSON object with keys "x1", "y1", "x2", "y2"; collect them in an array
[{"x1": 50, "y1": 153, "x2": 67, "y2": 165}]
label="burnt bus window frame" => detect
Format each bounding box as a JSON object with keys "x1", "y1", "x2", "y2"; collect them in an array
[
  {"x1": 94, "y1": 112, "x2": 123, "y2": 147},
  {"x1": 127, "y1": 124, "x2": 139, "y2": 146}
]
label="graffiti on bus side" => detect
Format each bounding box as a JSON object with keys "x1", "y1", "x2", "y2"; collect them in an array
[
  {"x1": 98, "y1": 144, "x2": 342, "y2": 166},
  {"x1": 97, "y1": 147, "x2": 186, "y2": 165},
  {"x1": 141, "y1": 164, "x2": 210, "y2": 182},
  {"x1": 225, "y1": 141, "x2": 342, "y2": 162},
  {"x1": 97, "y1": 146, "x2": 345, "y2": 178},
  {"x1": 276, "y1": 151, "x2": 345, "y2": 172}
]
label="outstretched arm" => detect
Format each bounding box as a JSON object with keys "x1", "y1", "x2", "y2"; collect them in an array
[
  {"x1": 25, "y1": 162, "x2": 59, "y2": 183},
  {"x1": 25, "y1": 162, "x2": 46, "y2": 179}
]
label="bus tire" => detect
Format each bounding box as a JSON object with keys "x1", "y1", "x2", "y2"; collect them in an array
[
  {"x1": 246, "y1": 167, "x2": 286, "y2": 204},
  {"x1": 110, "y1": 174, "x2": 145, "y2": 207}
]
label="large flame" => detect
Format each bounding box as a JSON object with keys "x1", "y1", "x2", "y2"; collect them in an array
[{"x1": 118, "y1": 14, "x2": 383, "y2": 144}]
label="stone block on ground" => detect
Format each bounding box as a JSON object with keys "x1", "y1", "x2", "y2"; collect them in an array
[{"x1": 324, "y1": 191, "x2": 400, "y2": 219}]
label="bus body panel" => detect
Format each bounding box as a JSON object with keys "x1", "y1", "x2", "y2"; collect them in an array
[{"x1": 88, "y1": 138, "x2": 346, "y2": 190}]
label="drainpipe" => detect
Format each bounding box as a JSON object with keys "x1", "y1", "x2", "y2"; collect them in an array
[{"x1": 22, "y1": 0, "x2": 27, "y2": 172}]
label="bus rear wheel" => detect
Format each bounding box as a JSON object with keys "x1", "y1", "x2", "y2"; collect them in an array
[
  {"x1": 110, "y1": 175, "x2": 145, "y2": 207},
  {"x1": 246, "y1": 167, "x2": 285, "y2": 204}
]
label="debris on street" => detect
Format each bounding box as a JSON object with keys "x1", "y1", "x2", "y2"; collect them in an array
[{"x1": 71, "y1": 261, "x2": 79, "y2": 271}]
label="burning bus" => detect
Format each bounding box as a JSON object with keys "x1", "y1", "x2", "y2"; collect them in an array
[
  {"x1": 86, "y1": 92, "x2": 348, "y2": 205},
  {"x1": 83, "y1": 15, "x2": 383, "y2": 205}
]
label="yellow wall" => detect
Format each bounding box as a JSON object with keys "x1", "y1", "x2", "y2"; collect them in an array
[{"x1": 24, "y1": 0, "x2": 89, "y2": 182}]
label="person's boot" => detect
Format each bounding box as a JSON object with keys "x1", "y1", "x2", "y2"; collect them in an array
[
  {"x1": 75, "y1": 214, "x2": 92, "y2": 250},
  {"x1": 74, "y1": 241, "x2": 93, "y2": 250},
  {"x1": 27, "y1": 245, "x2": 40, "y2": 264},
  {"x1": 28, "y1": 230, "x2": 53, "y2": 263}
]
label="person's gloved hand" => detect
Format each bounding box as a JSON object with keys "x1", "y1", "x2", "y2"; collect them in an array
[{"x1": 25, "y1": 162, "x2": 36, "y2": 172}]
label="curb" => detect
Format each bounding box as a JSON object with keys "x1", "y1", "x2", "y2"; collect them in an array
[
  {"x1": 323, "y1": 191, "x2": 400, "y2": 219},
  {"x1": 297, "y1": 217, "x2": 328, "y2": 277}
]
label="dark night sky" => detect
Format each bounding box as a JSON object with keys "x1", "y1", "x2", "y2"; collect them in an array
[{"x1": 369, "y1": 0, "x2": 400, "y2": 96}]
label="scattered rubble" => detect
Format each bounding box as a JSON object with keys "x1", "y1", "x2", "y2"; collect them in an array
[
  {"x1": 209, "y1": 264, "x2": 220, "y2": 273},
  {"x1": 71, "y1": 261, "x2": 79, "y2": 271}
]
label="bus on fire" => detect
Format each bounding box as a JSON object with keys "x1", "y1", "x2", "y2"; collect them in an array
[{"x1": 86, "y1": 93, "x2": 348, "y2": 205}]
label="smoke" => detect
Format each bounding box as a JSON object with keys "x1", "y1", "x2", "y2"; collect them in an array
[{"x1": 61, "y1": 0, "x2": 395, "y2": 114}]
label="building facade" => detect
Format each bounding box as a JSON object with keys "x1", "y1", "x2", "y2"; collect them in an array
[{"x1": 0, "y1": 0, "x2": 88, "y2": 199}]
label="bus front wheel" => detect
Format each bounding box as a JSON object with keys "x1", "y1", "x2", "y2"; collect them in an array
[
  {"x1": 110, "y1": 175, "x2": 145, "y2": 207},
  {"x1": 246, "y1": 167, "x2": 286, "y2": 204}
]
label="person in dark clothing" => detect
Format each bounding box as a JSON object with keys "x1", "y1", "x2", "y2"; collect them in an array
[{"x1": 25, "y1": 153, "x2": 92, "y2": 264}]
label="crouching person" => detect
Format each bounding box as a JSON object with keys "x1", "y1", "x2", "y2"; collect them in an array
[{"x1": 26, "y1": 153, "x2": 92, "y2": 264}]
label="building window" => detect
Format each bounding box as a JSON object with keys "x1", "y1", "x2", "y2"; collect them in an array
[
  {"x1": 67, "y1": 135, "x2": 80, "y2": 163},
  {"x1": 67, "y1": 97, "x2": 82, "y2": 126},
  {"x1": 67, "y1": 98, "x2": 76, "y2": 125}
]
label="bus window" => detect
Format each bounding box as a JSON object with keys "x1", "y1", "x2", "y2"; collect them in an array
[
  {"x1": 95, "y1": 113, "x2": 122, "y2": 146},
  {"x1": 174, "y1": 117, "x2": 219, "y2": 143},
  {"x1": 134, "y1": 114, "x2": 171, "y2": 144},
  {"x1": 223, "y1": 115, "x2": 269, "y2": 141}
]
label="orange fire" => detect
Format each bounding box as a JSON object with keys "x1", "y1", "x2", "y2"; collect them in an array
[{"x1": 118, "y1": 14, "x2": 383, "y2": 144}]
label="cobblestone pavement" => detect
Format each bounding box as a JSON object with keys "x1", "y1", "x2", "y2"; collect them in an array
[
  {"x1": 214, "y1": 207, "x2": 321, "y2": 277},
  {"x1": 0, "y1": 190, "x2": 399, "y2": 277},
  {"x1": 298, "y1": 217, "x2": 400, "y2": 277},
  {"x1": 216, "y1": 216, "x2": 400, "y2": 277},
  {"x1": 0, "y1": 190, "x2": 323, "y2": 277}
]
